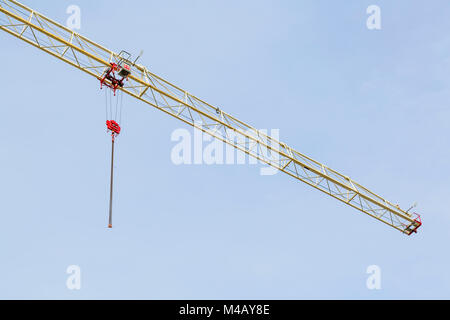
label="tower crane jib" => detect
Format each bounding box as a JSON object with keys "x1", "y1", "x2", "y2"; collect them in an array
[{"x1": 0, "y1": 0, "x2": 422, "y2": 235}]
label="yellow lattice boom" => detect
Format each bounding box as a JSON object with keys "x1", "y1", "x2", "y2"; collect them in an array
[{"x1": 0, "y1": 0, "x2": 422, "y2": 235}]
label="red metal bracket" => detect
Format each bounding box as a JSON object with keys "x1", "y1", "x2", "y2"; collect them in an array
[
  {"x1": 405, "y1": 213, "x2": 422, "y2": 235},
  {"x1": 100, "y1": 63, "x2": 128, "y2": 95}
]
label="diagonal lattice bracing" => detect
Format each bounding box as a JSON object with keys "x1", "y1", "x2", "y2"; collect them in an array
[{"x1": 0, "y1": 0, "x2": 421, "y2": 235}]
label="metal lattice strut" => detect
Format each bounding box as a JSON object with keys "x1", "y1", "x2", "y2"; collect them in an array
[{"x1": 0, "y1": 0, "x2": 422, "y2": 235}]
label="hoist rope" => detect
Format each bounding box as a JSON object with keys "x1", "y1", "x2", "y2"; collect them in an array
[
  {"x1": 119, "y1": 90, "x2": 124, "y2": 125},
  {"x1": 104, "y1": 88, "x2": 124, "y2": 127},
  {"x1": 115, "y1": 89, "x2": 119, "y2": 121}
]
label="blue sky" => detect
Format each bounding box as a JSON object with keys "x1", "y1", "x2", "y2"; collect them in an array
[{"x1": 0, "y1": 0, "x2": 449, "y2": 299}]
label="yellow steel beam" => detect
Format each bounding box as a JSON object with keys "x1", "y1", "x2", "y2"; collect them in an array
[{"x1": 0, "y1": 0, "x2": 422, "y2": 235}]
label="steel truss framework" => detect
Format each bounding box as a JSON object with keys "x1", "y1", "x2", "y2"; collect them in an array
[{"x1": 0, "y1": 0, "x2": 421, "y2": 235}]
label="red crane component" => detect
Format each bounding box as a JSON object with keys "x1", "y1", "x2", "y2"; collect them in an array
[
  {"x1": 404, "y1": 213, "x2": 422, "y2": 235},
  {"x1": 106, "y1": 120, "x2": 121, "y2": 136},
  {"x1": 100, "y1": 62, "x2": 130, "y2": 95},
  {"x1": 410, "y1": 213, "x2": 422, "y2": 234},
  {"x1": 101, "y1": 50, "x2": 135, "y2": 229}
]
